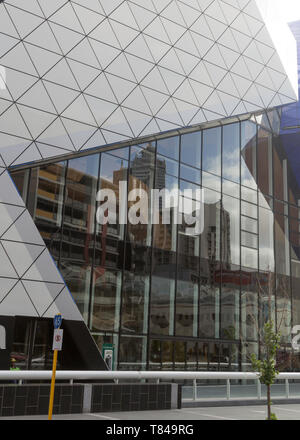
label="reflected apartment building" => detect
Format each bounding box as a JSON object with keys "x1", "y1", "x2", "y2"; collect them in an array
[{"x1": 1, "y1": 1, "x2": 300, "y2": 372}]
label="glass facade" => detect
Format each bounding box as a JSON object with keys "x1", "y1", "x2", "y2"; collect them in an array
[{"x1": 11, "y1": 111, "x2": 300, "y2": 372}]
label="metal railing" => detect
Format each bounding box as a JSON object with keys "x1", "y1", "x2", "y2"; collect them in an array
[{"x1": 2, "y1": 370, "x2": 300, "y2": 401}]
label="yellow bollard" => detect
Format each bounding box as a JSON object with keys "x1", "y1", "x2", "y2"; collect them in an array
[{"x1": 48, "y1": 349, "x2": 58, "y2": 420}]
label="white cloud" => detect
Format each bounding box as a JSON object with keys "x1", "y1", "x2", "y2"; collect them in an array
[{"x1": 281, "y1": 0, "x2": 300, "y2": 23}]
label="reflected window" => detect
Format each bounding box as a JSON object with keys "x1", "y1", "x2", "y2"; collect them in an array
[
  {"x1": 90, "y1": 268, "x2": 122, "y2": 332},
  {"x1": 222, "y1": 123, "x2": 240, "y2": 183},
  {"x1": 181, "y1": 131, "x2": 201, "y2": 169},
  {"x1": 202, "y1": 127, "x2": 221, "y2": 175},
  {"x1": 157, "y1": 136, "x2": 179, "y2": 161}
]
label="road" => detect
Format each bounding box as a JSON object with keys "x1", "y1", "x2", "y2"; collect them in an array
[{"x1": 1, "y1": 404, "x2": 300, "y2": 420}]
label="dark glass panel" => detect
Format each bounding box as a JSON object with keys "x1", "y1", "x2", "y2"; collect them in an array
[
  {"x1": 292, "y1": 260, "x2": 300, "y2": 331},
  {"x1": 161, "y1": 340, "x2": 173, "y2": 370},
  {"x1": 186, "y1": 341, "x2": 198, "y2": 370},
  {"x1": 276, "y1": 274, "x2": 291, "y2": 343},
  {"x1": 128, "y1": 144, "x2": 155, "y2": 246},
  {"x1": 222, "y1": 178, "x2": 239, "y2": 198},
  {"x1": 241, "y1": 268, "x2": 258, "y2": 341},
  {"x1": 222, "y1": 123, "x2": 240, "y2": 183},
  {"x1": 121, "y1": 269, "x2": 149, "y2": 334},
  {"x1": 202, "y1": 127, "x2": 221, "y2": 175},
  {"x1": 150, "y1": 273, "x2": 175, "y2": 336},
  {"x1": 174, "y1": 341, "x2": 186, "y2": 370},
  {"x1": 118, "y1": 335, "x2": 147, "y2": 370},
  {"x1": 274, "y1": 213, "x2": 290, "y2": 276},
  {"x1": 199, "y1": 259, "x2": 220, "y2": 338},
  {"x1": 181, "y1": 131, "x2": 201, "y2": 169},
  {"x1": 149, "y1": 339, "x2": 161, "y2": 370},
  {"x1": 11, "y1": 169, "x2": 29, "y2": 202},
  {"x1": 208, "y1": 342, "x2": 220, "y2": 371},
  {"x1": 273, "y1": 146, "x2": 287, "y2": 202},
  {"x1": 241, "y1": 342, "x2": 258, "y2": 371},
  {"x1": 257, "y1": 128, "x2": 273, "y2": 196},
  {"x1": 197, "y1": 342, "x2": 209, "y2": 371},
  {"x1": 29, "y1": 162, "x2": 67, "y2": 260},
  {"x1": 175, "y1": 278, "x2": 198, "y2": 337},
  {"x1": 220, "y1": 266, "x2": 240, "y2": 340},
  {"x1": 59, "y1": 260, "x2": 92, "y2": 323},
  {"x1": 61, "y1": 155, "x2": 99, "y2": 263},
  {"x1": 200, "y1": 188, "x2": 221, "y2": 261},
  {"x1": 90, "y1": 268, "x2": 122, "y2": 332}
]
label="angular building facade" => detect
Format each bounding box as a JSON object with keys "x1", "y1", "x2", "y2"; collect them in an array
[{"x1": 0, "y1": 0, "x2": 299, "y2": 371}]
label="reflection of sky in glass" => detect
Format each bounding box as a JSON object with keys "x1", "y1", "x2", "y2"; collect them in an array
[
  {"x1": 202, "y1": 127, "x2": 221, "y2": 175},
  {"x1": 68, "y1": 153, "x2": 99, "y2": 177}
]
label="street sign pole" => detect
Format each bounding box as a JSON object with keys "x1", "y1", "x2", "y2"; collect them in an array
[{"x1": 48, "y1": 314, "x2": 63, "y2": 421}]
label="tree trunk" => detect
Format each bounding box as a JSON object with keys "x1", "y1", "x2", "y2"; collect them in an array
[{"x1": 267, "y1": 384, "x2": 271, "y2": 420}]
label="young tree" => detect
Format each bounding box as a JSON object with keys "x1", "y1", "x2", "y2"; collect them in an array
[
  {"x1": 245, "y1": 270, "x2": 290, "y2": 420},
  {"x1": 251, "y1": 320, "x2": 281, "y2": 420}
]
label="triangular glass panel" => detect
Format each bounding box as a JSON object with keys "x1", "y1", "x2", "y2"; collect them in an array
[
  {"x1": 84, "y1": 73, "x2": 117, "y2": 103},
  {"x1": 48, "y1": 22, "x2": 85, "y2": 55},
  {"x1": 3, "y1": 68, "x2": 39, "y2": 101},
  {"x1": 110, "y1": 2, "x2": 139, "y2": 29},
  {"x1": 105, "y1": 52, "x2": 137, "y2": 82},
  {"x1": 0, "y1": 281, "x2": 38, "y2": 317},
  {"x1": 80, "y1": 129, "x2": 106, "y2": 152},
  {"x1": 5, "y1": 5, "x2": 44, "y2": 39},
  {"x1": 43, "y1": 81, "x2": 80, "y2": 114},
  {"x1": 24, "y1": 43, "x2": 63, "y2": 77},
  {"x1": 102, "y1": 107, "x2": 133, "y2": 137},
  {"x1": 84, "y1": 95, "x2": 118, "y2": 126},
  {"x1": 158, "y1": 66, "x2": 185, "y2": 94},
  {"x1": 22, "y1": 280, "x2": 64, "y2": 317},
  {"x1": 66, "y1": 59, "x2": 100, "y2": 91},
  {"x1": 1, "y1": 138, "x2": 33, "y2": 167},
  {"x1": 37, "y1": 117, "x2": 75, "y2": 150},
  {"x1": 18, "y1": 105, "x2": 57, "y2": 139},
  {"x1": 67, "y1": 38, "x2": 101, "y2": 69},
  {"x1": 88, "y1": 38, "x2": 121, "y2": 70},
  {"x1": 0, "y1": 42, "x2": 37, "y2": 76},
  {"x1": 0, "y1": 4, "x2": 20, "y2": 37},
  {"x1": 128, "y1": 2, "x2": 157, "y2": 31},
  {"x1": 0, "y1": 105, "x2": 32, "y2": 139},
  {"x1": 0, "y1": 171, "x2": 26, "y2": 206},
  {"x1": 89, "y1": 19, "x2": 121, "y2": 48},
  {"x1": 0, "y1": 34, "x2": 19, "y2": 58},
  {"x1": 122, "y1": 108, "x2": 153, "y2": 137},
  {"x1": 12, "y1": 143, "x2": 43, "y2": 167},
  {"x1": 2, "y1": 241, "x2": 45, "y2": 278},
  {"x1": 38, "y1": 0, "x2": 69, "y2": 18},
  {"x1": 22, "y1": 248, "x2": 65, "y2": 283},
  {"x1": 141, "y1": 67, "x2": 169, "y2": 94},
  {"x1": 24, "y1": 21, "x2": 62, "y2": 54},
  {"x1": 106, "y1": 73, "x2": 137, "y2": 103},
  {"x1": 173, "y1": 79, "x2": 198, "y2": 106},
  {"x1": 0, "y1": 278, "x2": 19, "y2": 304},
  {"x1": 125, "y1": 53, "x2": 154, "y2": 83},
  {"x1": 122, "y1": 86, "x2": 152, "y2": 114},
  {"x1": 190, "y1": 80, "x2": 214, "y2": 107},
  {"x1": 0, "y1": 204, "x2": 25, "y2": 237},
  {"x1": 125, "y1": 34, "x2": 154, "y2": 63},
  {"x1": 50, "y1": 2, "x2": 84, "y2": 33},
  {"x1": 156, "y1": 98, "x2": 183, "y2": 125},
  {"x1": 18, "y1": 81, "x2": 56, "y2": 114},
  {"x1": 61, "y1": 118, "x2": 97, "y2": 150},
  {"x1": 62, "y1": 94, "x2": 97, "y2": 126},
  {"x1": 44, "y1": 58, "x2": 79, "y2": 90},
  {"x1": 110, "y1": 20, "x2": 140, "y2": 50},
  {"x1": 72, "y1": 3, "x2": 104, "y2": 34},
  {"x1": 139, "y1": 86, "x2": 169, "y2": 114},
  {"x1": 42, "y1": 286, "x2": 83, "y2": 321},
  {"x1": 2, "y1": 209, "x2": 44, "y2": 245}
]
